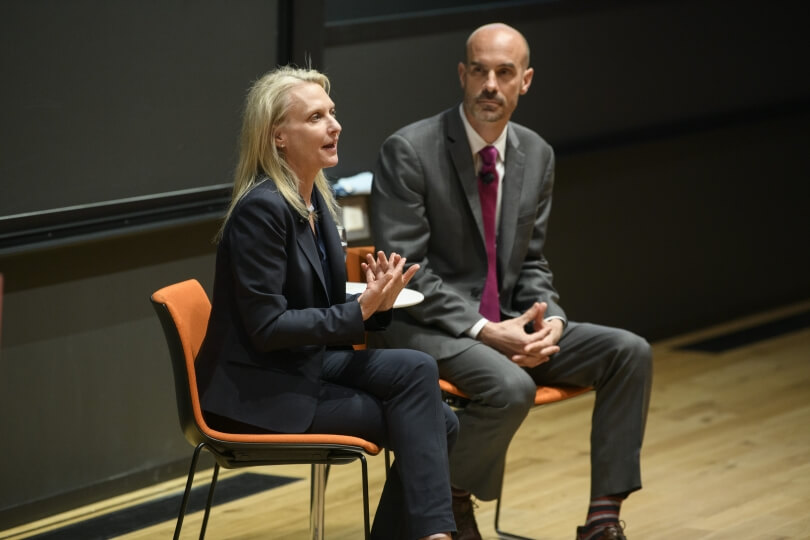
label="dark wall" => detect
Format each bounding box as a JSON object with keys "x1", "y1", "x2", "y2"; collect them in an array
[
  {"x1": 0, "y1": 0, "x2": 272, "y2": 525},
  {"x1": 324, "y1": 0, "x2": 810, "y2": 338},
  {"x1": 0, "y1": 0, "x2": 278, "y2": 220},
  {"x1": 0, "y1": 221, "x2": 218, "y2": 527},
  {"x1": 1, "y1": 0, "x2": 809, "y2": 530},
  {"x1": 549, "y1": 110, "x2": 810, "y2": 337},
  {"x1": 326, "y1": 0, "x2": 810, "y2": 175}
]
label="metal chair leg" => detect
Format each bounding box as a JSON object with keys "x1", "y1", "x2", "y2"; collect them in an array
[
  {"x1": 310, "y1": 464, "x2": 327, "y2": 540},
  {"x1": 174, "y1": 443, "x2": 205, "y2": 540},
  {"x1": 493, "y1": 484, "x2": 534, "y2": 540},
  {"x1": 308, "y1": 458, "x2": 371, "y2": 540},
  {"x1": 359, "y1": 455, "x2": 370, "y2": 540},
  {"x1": 199, "y1": 462, "x2": 220, "y2": 539}
]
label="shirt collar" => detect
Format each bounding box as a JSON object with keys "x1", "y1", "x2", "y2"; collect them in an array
[{"x1": 458, "y1": 103, "x2": 507, "y2": 162}]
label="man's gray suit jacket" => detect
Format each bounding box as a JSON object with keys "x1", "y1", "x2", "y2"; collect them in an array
[{"x1": 370, "y1": 106, "x2": 566, "y2": 360}]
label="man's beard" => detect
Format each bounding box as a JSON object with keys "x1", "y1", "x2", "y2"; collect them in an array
[
  {"x1": 469, "y1": 92, "x2": 505, "y2": 123},
  {"x1": 471, "y1": 105, "x2": 504, "y2": 123}
]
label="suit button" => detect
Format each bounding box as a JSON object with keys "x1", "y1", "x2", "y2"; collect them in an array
[{"x1": 470, "y1": 287, "x2": 482, "y2": 300}]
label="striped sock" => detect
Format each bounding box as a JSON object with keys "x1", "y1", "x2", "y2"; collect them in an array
[{"x1": 581, "y1": 496, "x2": 622, "y2": 539}]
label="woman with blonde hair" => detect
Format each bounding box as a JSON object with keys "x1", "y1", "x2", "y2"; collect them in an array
[{"x1": 195, "y1": 66, "x2": 457, "y2": 540}]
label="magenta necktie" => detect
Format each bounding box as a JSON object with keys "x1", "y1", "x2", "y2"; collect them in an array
[{"x1": 477, "y1": 145, "x2": 500, "y2": 322}]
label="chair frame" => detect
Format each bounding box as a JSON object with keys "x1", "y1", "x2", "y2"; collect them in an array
[
  {"x1": 344, "y1": 246, "x2": 593, "y2": 538},
  {"x1": 438, "y1": 379, "x2": 592, "y2": 540},
  {"x1": 151, "y1": 279, "x2": 381, "y2": 540}
]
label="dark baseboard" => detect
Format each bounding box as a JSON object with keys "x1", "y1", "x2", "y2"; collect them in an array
[
  {"x1": 24, "y1": 472, "x2": 300, "y2": 540},
  {"x1": 678, "y1": 309, "x2": 810, "y2": 353},
  {"x1": 0, "y1": 455, "x2": 212, "y2": 532}
]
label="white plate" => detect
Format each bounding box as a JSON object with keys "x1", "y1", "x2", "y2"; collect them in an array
[{"x1": 345, "y1": 282, "x2": 424, "y2": 308}]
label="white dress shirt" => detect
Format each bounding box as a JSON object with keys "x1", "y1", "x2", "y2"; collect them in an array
[{"x1": 459, "y1": 106, "x2": 564, "y2": 338}]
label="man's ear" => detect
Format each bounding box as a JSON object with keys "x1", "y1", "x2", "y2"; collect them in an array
[
  {"x1": 458, "y1": 62, "x2": 467, "y2": 89},
  {"x1": 520, "y1": 67, "x2": 534, "y2": 95}
]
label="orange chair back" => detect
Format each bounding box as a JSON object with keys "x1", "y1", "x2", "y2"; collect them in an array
[
  {"x1": 151, "y1": 279, "x2": 213, "y2": 445},
  {"x1": 152, "y1": 279, "x2": 210, "y2": 371},
  {"x1": 345, "y1": 247, "x2": 375, "y2": 350},
  {"x1": 345, "y1": 245, "x2": 375, "y2": 282}
]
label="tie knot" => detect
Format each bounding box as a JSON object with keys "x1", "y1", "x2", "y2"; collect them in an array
[{"x1": 479, "y1": 145, "x2": 498, "y2": 168}]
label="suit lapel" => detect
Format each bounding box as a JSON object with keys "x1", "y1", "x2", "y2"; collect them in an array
[
  {"x1": 317, "y1": 191, "x2": 348, "y2": 303},
  {"x1": 296, "y1": 208, "x2": 329, "y2": 303},
  {"x1": 447, "y1": 109, "x2": 525, "y2": 274},
  {"x1": 498, "y1": 125, "x2": 525, "y2": 272},
  {"x1": 295, "y1": 189, "x2": 345, "y2": 305},
  {"x1": 445, "y1": 109, "x2": 485, "y2": 241}
]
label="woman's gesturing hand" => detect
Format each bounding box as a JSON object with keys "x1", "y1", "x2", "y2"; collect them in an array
[{"x1": 357, "y1": 251, "x2": 420, "y2": 319}]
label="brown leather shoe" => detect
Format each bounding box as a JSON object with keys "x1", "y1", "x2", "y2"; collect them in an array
[
  {"x1": 452, "y1": 490, "x2": 482, "y2": 540},
  {"x1": 576, "y1": 523, "x2": 627, "y2": 540}
]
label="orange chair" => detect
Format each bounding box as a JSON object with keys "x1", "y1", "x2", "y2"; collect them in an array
[
  {"x1": 345, "y1": 245, "x2": 375, "y2": 283},
  {"x1": 346, "y1": 246, "x2": 376, "y2": 351},
  {"x1": 151, "y1": 279, "x2": 381, "y2": 540}
]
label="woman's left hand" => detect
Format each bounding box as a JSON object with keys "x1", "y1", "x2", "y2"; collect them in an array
[{"x1": 360, "y1": 251, "x2": 419, "y2": 313}]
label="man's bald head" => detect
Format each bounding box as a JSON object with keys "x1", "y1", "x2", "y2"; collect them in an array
[
  {"x1": 465, "y1": 23, "x2": 530, "y2": 69},
  {"x1": 458, "y1": 22, "x2": 534, "y2": 140}
]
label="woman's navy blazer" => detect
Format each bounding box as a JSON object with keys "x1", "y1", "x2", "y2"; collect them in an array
[{"x1": 195, "y1": 179, "x2": 389, "y2": 433}]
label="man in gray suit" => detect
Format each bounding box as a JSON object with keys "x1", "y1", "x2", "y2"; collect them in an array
[{"x1": 369, "y1": 23, "x2": 652, "y2": 540}]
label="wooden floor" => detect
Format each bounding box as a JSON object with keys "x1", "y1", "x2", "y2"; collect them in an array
[{"x1": 3, "y1": 301, "x2": 809, "y2": 539}]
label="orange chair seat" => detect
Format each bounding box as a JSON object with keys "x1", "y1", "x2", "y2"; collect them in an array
[
  {"x1": 439, "y1": 378, "x2": 591, "y2": 406},
  {"x1": 200, "y1": 426, "x2": 381, "y2": 454}
]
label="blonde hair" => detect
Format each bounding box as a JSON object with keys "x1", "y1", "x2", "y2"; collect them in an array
[{"x1": 218, "y1": 66, "x2": 339, "y2": 240}]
